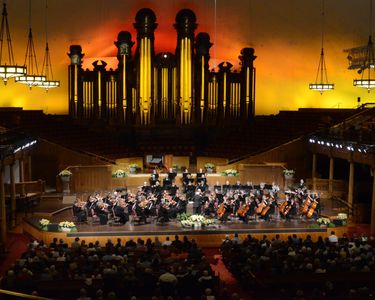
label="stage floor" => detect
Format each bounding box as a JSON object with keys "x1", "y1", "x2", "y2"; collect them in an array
[{"x1": 22, "y1": 194, "x2": 346, "y2": 247}]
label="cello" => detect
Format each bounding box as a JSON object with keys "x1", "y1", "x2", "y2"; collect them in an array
[
  {"x1": 306, "y1": 199, "x2": 318, "y2": 219},
  {"x1": 217, "y1": 203, "x2": 226, "y2": 218},
  {"x1": 237, "y1": 204, "x2": 250, "y2": 217}
]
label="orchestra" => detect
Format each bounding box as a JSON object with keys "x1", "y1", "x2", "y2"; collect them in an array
[{"x1": 72, "y1": 168, "x2": 321, "y2": 227}]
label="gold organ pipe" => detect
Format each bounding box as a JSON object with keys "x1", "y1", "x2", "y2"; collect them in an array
[
  {"x1": 237, "y1": 83, "x2": 241, "y2": 117},
  {"x1": 132, "y1": 88, "x2": 136, "y2": 113},
  {"x1": 223, "y1": 72, "x2": 227, "y2": 117},
  {"x1": 180, "y1": 39, "x2": 184, "y2": 124},
  {"x1": 154, "y1": 67, "x2": 158, "y2": 118},
  {"x1": 98, "y1": 70, "x2": 101, "y2": 118},
  {"x1": 123, "y1": 55, "x2": 126, "y2": 111},
  {"x1": 200, "y1": 56, "x2": 204, "y2": 123},
  {"x1": 172, "y1": 67, "x2": 176, "y2": 118},
  {"x1": 187, "y1": 38, "x2": 191, "y2": 123},
  {"x1": 74, "y1": 65, "x2": 78, "y2": 103},
  {"x1": 246, "y1": 67, "x2": 250, "y2": 106}
]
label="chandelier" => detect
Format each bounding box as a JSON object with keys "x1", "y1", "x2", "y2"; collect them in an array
[
  {"x1": 15, "y1": 0, "x2": 46, "y2": 88},
  {"x1": 309, "y1": 0, "x2": 334, "y2": 94},
  {"x1": 0, "y1": 2, "x2": 27, "y2": 84},
  {"x1": 37, "y1": 0, "x2": 60, "y2": 91},
  {"x1": 353, "y1": 0, "x2": 375, "y2": 92}
]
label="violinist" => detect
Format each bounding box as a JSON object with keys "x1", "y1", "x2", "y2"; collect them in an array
[
  {"x1": 73, "y1": 199, "x2": 87, "y2": 223},
  {"x1": 164, "y1": 167, "x2": 177, "y2": 188},
  {"x1": 196, "y1": 168, "x2": 206, "y2": 184},
  {"x1": 94, "y1": 201, "x2": 109, "y2": 225},
  {"x1": 113, "y1": 199, "x2": 129, "y2": 224}
]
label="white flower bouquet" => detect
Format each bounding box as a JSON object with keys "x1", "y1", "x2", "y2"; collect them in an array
[
  {"x1": 317, "y1": 217, "x2": 330, "y2": 225},
  {"x1": 59, "y1": 221, "x2": 76, "y2": 228},
  {"x1": 179, "y1": 214, "x2": 214, "y2": 228},
  {"x1": 59, "y1": 169, "x2": 72, "y2": 177},
  {"x1": 222, "y1": 169, "x2": 238, "y2": 176},
  {"x1": 112, "y1": 169, "x2": 127, "y2": 178},
  {"x1": 39, "y1": 218, "x2": 50, "y2": 227},
  {"x1": 337, "y1": 213, "x2": 348, "y2": 220},
  {"x1": 283, "y1": 169, "x2": 295, "y2": 177}
]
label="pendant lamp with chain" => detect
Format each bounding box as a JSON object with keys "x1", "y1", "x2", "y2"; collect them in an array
[
  {"x1": 38, "y1": 0, "x2": 59, "y2": 91},
  {"x1": 15, "y1": 0, "x2": 46, "y2": 89},
  {"x1": 0, "y1": 1, "x2": 27, "y2": 84},
  {"x1": 309, "y1": 0, "x2": 334, "y2": 94}
]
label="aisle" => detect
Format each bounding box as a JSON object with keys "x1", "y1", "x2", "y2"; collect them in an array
[{"x1": 204, "y1": 248, "x2": 252, "y2": 300}]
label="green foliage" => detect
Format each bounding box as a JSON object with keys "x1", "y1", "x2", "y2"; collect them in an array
[
  {"x1": 176, "y1": 212, "x2": 191, "y2": 221},
  {"x1": 328, "y1": 222, "x2": 336, "y2": 228},
  {"x1": 310, "y1": 223, "x2": 321, "y2": 229}
]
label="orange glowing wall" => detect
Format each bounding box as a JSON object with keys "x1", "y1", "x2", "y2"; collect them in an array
[{"x1": 0, "y1": 0, "x2": 372, "y2": 116}]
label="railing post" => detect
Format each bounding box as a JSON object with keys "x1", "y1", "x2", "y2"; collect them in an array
[
  {"x1": 329, "y1": 157, "x2": 334, "y2": 196},
  {"x1": 348, "y1": 160, "x2": 355, "y2": 221}
]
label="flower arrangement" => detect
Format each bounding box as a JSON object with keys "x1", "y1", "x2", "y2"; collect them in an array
[
  {"x1": 283, "y1": 169, "x2": 295, "y2": 177},
  {"x1": 337, "y1": 213, "x2": 348, "y2": 220},
  {"x1": 58, "y1": 169, "x2": 72, "y2": 177},
  {"x1": 222, "y1": 169, "x2": 238, "y2": 176},
  {"x1": 179, "y1": 214, "x2": 214, "y2": 228},
  {"x1": 59, "y1": 221, "x2": 76, "y2": 228},
  {"x1": 204, "y1": 163, "x2": 215, "y2": 169},
  {"x1": 39, "y1": 218, "x2": 50, "y2": 227},
  {"x1": 112, "y1": 169, "x2": 127, "y2": 178},
  {"x1": 317, "y1": 217, "x2": 331, "y2": 225},
  {"x1": 128, "y1": 163, "x2": 139, "y2": 169}
]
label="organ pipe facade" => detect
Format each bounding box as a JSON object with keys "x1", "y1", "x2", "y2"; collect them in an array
[{"x1": 68, "y1": 8, "x2": 256, "y2": 127}]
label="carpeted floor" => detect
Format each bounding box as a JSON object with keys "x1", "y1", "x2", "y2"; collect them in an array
[
  {"x1": 204, "y1": 248, "x2": 252, "y2": 300},
  {"x1": 0, "y1": 233, "x2": 30, "y2": 276}
]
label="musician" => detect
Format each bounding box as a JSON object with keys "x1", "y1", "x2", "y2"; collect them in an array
[
  {"x1": 232, "y1": 180, "x2": 242, "y2": 191},
  {"x1": 185, "y1": 181, "x2": 195, "y2": 201},
  {"x1": 182, "y1": 169, "x2": 191, "y2": 184},
  {"x1": 197, "y1": 177, "x2": 208, "y2": 193},
  {"x1": 157, "y1": 200, "x2": 170, "y2": 223},
  {"x1": 151, "y1": 181, "x2": 163, "y2": 199},
  {"x1": 164, "y1": 168, "x2": 177, "y2": 188},
  {"x1": 218, "y1": 196, "x2": 232, "y2": 223},
  {"x1": 214, "y1": 181, "x2": 222, "y2": 193},
  {"x1": 298, "y1": 179, "x2": 307, "y2": 194},
  {"x1": 237, "y1": 196, "x2": 251, "y2": 223},
  {"x1": 94, "y1": 202, "x2": 109, "y2": 225},
  {"x1": 196, "y1": 168, "x2": 206, "y2": 184},
  {"x1": 141, "y1": 181, "x2": 151, "y2": 194},
  {"x1": 168, "y1": 182, "x2": 179, "y2": 196},
  {"x1": 223, "y1": 180, "x2": 231, "y2": 194},
  {"x1": 73, "y1": 199, "x2": 87, "y2": 223},
  {"x1": 192, "y1": 190, "x2": 203, "y2": 214},
  {"x1": 150, "y1": 169, "x2": 160, "y2": 186},
  {"x1": 113, "y1": 199, "x2": 129, "y2": 224},
  {"x1": 243, "y1": 181, "x2": 253, "y2": 194}
]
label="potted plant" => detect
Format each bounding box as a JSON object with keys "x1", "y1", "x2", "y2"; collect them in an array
[
  {"x1": 58, "y1": 169, "x2": 72, "y2": 181},
  {"x1": 204, "y1": 163, "x2": 215, "y2": 173},
  {"x1": 283, "y1": 169, "x2": 295, "y2": 179},
  {"x1": 222, "y1": 169, "x2": 238, "y2": 176},
  {"x1": 112, "y1": 169, "x2": 127, "y2": 178},
  {"x1": 128, "y1": 163, "x2": 139, "y2": 174},
  {"x1": 39, "y1": 218, "x2": 50, "y2": 231},
  {"x1": 58, "y1": 221, "x2": 77, "y2": 232}
]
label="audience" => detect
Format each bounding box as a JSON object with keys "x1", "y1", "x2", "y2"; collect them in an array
[
  {"x1": 221, "y1": 232, "x2": 375, "y2": 299},
  {"x1": 0, "y1": 235, "x2": 221, "y2": 300}
]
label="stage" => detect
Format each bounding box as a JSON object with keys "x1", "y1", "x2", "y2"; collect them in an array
[{"x1": 22, "y1": 194, "x2": 347, "y2": 247}]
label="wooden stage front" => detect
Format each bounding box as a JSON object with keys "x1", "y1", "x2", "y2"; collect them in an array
[{"x1": 23, "y1": 213, "x2": 346, "y2": 248}]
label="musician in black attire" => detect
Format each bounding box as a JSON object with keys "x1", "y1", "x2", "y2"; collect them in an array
[
  {"x1": 113, "y1": 201, "x2": 129, "y2": 224},
  {"x1": 141, "y1": 181, "x2": 151, "y2": 194},
  {"x1": 164, "y1": 168, "x2": 177, "y2": 188},
  {"x1": 192, "y1": 190, "x2": 203, "y2": 214},
  {"x1": 94, "y1": 202, "x2": 109, "y2": 225},
  {"x1": 223, "y1": 181, "x2": 231, "y2": 194},
  {"x1": 219, "y1": 197, "x2": 232, "y2": 223},
  {"x1": 73, "y1": 201, "x2": 87, "y2": 223},
  {"x1": 196, "y1": 169, "x2": 206, "y2": 184},
  {"x1": 150, "y1": 169, "x2": 160, "y2": 186},
  {"x1": 185, "y1": 181, "x2": 195, "y2": 201},
  {"x1": 157, "y1": 202, "x2": 170, "y2": 223}
]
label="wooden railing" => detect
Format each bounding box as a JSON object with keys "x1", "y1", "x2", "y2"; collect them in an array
[
  {"x1": 0, "y1": 289, "x2": 52, "y2": 299},
  {"x1": 4, "y1": 180, "x2": 45, "y2": 197}
]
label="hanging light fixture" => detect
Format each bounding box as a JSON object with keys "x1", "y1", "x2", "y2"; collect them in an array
[
  {"x1": 309, "y1": 0, "x2": 334, "y2": 94},
  {"x1": 353, "y1": 0, "x2": 375, "y2": 92},
  {"x1": 0, "y1": 1, "x2": 27, "y2": 84},
  {"x1": 15, "y1": 0, "x2": 46, "y2": 89},
  {"x1": 37, "y1": 0, "x2": 59, "y2": 91}
]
